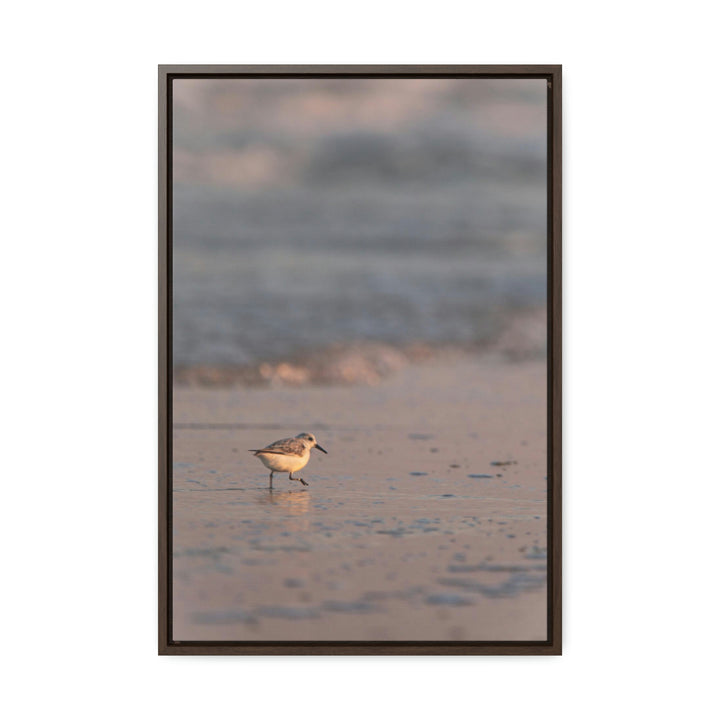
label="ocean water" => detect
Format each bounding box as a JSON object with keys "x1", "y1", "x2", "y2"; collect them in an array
[{"x1": 171, "y1": 78, "x2": 547, "y2": 368}]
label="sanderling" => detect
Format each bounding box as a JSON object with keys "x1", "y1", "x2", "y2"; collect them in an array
[{"x1": 249, "y1": 432, "x2": 328, "y2": 489}]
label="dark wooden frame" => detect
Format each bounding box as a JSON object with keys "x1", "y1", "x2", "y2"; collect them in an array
[{"x1": 159, "y1": 65, "x2": 562, "y2": 655}]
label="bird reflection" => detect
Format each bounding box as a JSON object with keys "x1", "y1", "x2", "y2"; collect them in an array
[{"x1": 257, "y1": 489, "x2": 310, "y2": 516}]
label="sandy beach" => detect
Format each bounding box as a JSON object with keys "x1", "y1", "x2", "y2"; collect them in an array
[{"x1": 171, "y1": 355, "x2": 547, "y2": 642}]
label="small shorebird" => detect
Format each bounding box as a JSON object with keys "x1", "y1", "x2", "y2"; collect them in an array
[{"x1": 249, "y1": 432, "x2": 328, "y2": 489}]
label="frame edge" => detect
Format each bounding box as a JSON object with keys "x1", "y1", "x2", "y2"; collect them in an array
[
  {"x1": 157, "y1": 65, "x2": 563, "y2": 655},
  {"x1": 158, "y1": 65, "x2": 170, "y2": 655}
]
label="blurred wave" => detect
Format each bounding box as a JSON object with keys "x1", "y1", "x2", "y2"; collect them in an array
[{"x1": 172, "y1": 78, "x2": 547, "y2": 375}]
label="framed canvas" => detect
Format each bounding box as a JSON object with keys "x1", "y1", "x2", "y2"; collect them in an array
[{"x1": 159, "y1": 65, "x2": 562, "y2": 655}]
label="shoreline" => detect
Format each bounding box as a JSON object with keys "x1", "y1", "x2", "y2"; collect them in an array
[{"x1": 173, "y1": 307, "x2": 547, "y2": 389}]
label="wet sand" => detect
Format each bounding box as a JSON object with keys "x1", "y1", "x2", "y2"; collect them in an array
[{"x1": 171, "y1": 356, "x2": 548, "y2": 641}]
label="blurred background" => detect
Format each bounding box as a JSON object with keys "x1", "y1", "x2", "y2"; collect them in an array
[{"x1": 172, "y1": 78, "x2": 547, "y2": 383}]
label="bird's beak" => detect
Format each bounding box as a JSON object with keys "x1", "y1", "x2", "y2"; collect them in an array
[{"x1": 315, "y1": 444, "x2": 328, "y2": 454}]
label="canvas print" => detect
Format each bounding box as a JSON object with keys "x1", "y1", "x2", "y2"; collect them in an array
[{"x1": 169, "y1": 75, "x2": 551, "y2": 643}]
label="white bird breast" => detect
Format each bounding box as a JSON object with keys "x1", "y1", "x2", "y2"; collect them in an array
[{"x1": 256, "y1": 451, "x2": 310, "y2": 473}]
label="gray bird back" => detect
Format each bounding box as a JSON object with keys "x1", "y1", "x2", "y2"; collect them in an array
[{"x1": 255, "y1": 437, "x2": 306, "y2": 456}]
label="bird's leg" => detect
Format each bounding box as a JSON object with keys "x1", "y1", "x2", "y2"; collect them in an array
[
  {"x1": 269, "y1": 471, "x2": 274, "y2": 490},
  {"x1": 289, "y1": 472, "x2": 308, "y2": 486}
]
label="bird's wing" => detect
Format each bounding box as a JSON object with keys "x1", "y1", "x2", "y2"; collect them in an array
[{"x1": 250, "y1": 437, "x2": 306, "y2": 456}]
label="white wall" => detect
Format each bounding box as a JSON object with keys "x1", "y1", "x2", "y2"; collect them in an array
[{"x1": 2, "y1": 2, "x2": 718, "y2": 718}]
